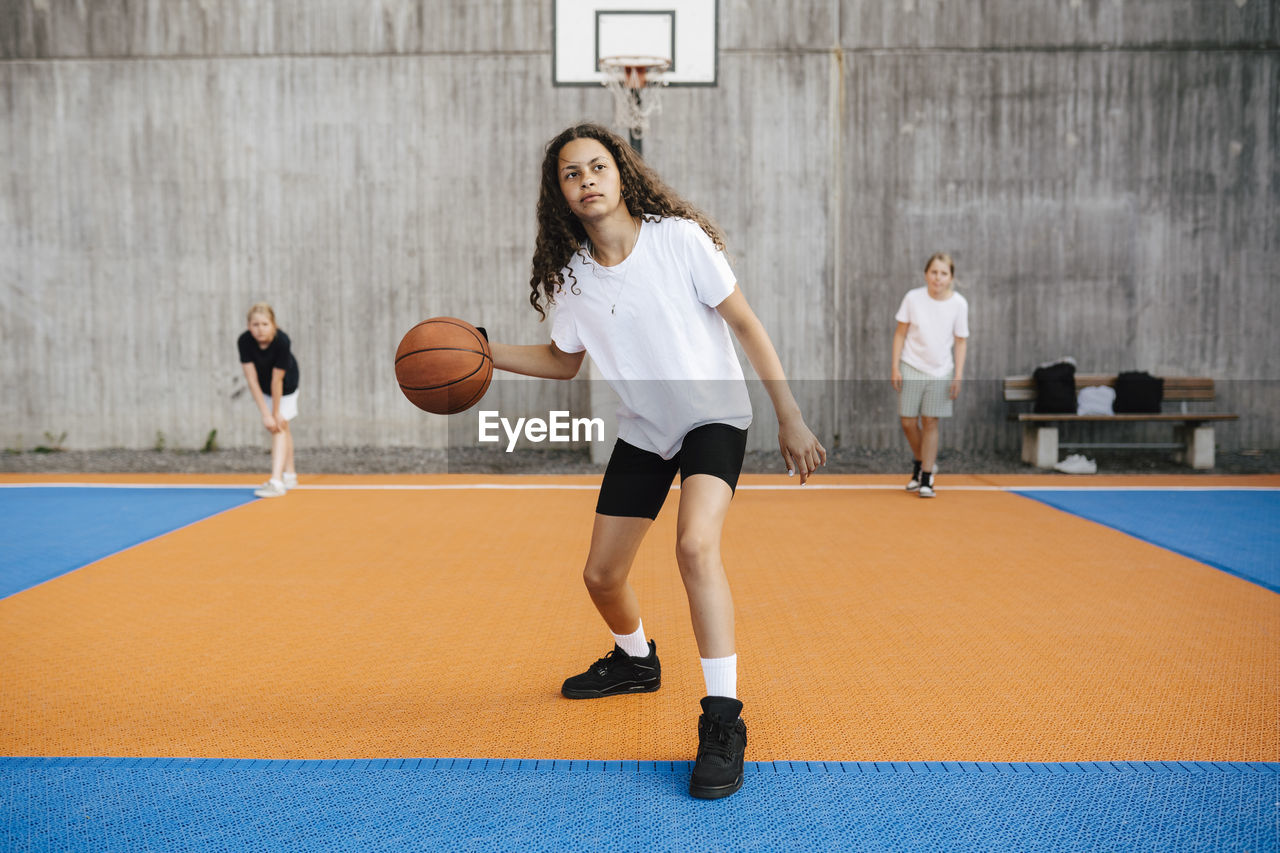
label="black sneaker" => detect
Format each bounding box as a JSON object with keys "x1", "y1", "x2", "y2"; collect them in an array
[
  {"x1": 906, "y1": 459, "x2": 923, "y2": 492},
  {"x1": 689, "y1": 696, "x2": 747, "y2": 800},
  {"x1": 560, "y1": 640, "x2": 661, "y2": 699}
]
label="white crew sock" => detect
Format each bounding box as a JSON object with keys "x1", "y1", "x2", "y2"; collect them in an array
[
  {"x1": 700, "y1": 654, "x2": 738, "y2": 699},
  {"x1": 611, "y1": 620, "x2": 650, "y2": 659}
]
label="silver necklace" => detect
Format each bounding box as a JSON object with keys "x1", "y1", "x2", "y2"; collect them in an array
[
  {"x1": 589, "y1": 217, "x2": 641, "y2": 315},
  {"x1": 606, "y1": 264, "x2": 630, "y2": 315}
]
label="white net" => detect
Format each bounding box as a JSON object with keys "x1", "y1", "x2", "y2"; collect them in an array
[{"x1": 599, "y1": 56, "x2": 670, "y2": 139}]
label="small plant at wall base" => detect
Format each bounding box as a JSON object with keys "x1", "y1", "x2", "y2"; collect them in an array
[
  {"x1": 154, "y1": 431, "x2": 166, "y2": 452},
  {"x1": 34, "y1": 431, "x2": 67, "y2": 453},
  {"x1": 202, "y1": 429, "x2": 219, "y2": 453}
]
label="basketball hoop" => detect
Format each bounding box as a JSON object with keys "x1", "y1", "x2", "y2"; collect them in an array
[{"x1": 599, "y1": 55, "x2": 670, "y2": 143}]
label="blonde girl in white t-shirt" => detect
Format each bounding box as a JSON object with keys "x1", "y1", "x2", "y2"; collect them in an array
[
  {"x1": 891, "y1": 253, "x2": 970, "y2": 498},
  {"x1": 485, "y1": 123, "x2": 825, "y2": 800}
]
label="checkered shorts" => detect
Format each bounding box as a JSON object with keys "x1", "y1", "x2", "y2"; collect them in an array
[{"x1": 898, "y1": 362, "x2": 953, "y2": 418}]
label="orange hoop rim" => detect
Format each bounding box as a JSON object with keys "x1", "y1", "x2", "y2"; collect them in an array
[{"x1": 598, "y1": 55, "x2": 671, "y2": 88}]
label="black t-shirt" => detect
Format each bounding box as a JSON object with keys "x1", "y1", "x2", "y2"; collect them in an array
[{"x1": 238, "y1": 330, "x2": 299, "y2": 395}]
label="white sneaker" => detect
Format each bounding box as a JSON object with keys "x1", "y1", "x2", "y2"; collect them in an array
[
  {"x1": 254, "y1": 479, "x2": 287, "y2": 498},
  {"x1": 907, "y1": 463, "x2": 935, "y2": 492},
  {"x1": 283, "y1": 472, "x2": 298, "y2": 489},
  {"x1": 918, "y1": 471, "x2": 936, "y2": 498},
  {"x1": 1053, "y1": 454, "x2": 1097, "y2": 474}
]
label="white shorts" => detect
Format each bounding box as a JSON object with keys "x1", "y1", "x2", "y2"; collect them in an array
[
  {"x1": 898, "y1": 362, "x2": 952, "y2": 418},
  {"x1": 268, "y1": 390, "x2": 299, "y2": 422}
]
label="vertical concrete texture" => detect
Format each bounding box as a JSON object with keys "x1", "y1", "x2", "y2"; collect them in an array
[{"x1": 2, "y1": 1, "x2": 1276, "y2": 454}]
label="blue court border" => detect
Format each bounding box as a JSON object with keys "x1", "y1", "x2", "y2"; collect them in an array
[
  {"x1": 1014, "y1": 488, "x2": 1280, "y2": 594},
  {"x1": 3, "y1": 758, "x2": 1276, "y2": 853},
  {"x1": 0, "y1": 486, "x2": 257, "y2": 600}
]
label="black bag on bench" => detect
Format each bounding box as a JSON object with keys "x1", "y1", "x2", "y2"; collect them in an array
[
  {"x1": 1114, "y1": 371, "x2": 1163, "y2": 413},
  {"x1": 1033, "y1": 361, "x2": 1077, "y2": 414}
]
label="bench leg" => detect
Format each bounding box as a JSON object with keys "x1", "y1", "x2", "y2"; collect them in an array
[
  {"x1": 1022, "y1": 424, "x2": 1058, "y2": 468},
  {"x1": 1174, "y1": 425, "x2": 1215, "y2": 469}
]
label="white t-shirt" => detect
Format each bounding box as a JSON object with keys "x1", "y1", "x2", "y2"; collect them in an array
[
  {"x1": 551, "y1": 217, "x2": 753, "y2": 459},
  {"x1": 895, "y1": 287, "x2": 970, "y2": 377}
]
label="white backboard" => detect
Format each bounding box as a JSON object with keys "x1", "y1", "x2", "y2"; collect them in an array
[{"x1": 553, "y1": 0, "x2": 719, "y2": 86}]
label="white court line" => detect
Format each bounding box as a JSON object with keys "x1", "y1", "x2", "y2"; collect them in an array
[
  {"x1": 290, "y1": 483, "x2": 605, "y2": 490},
  {"x1": 0, "y1": 482, "x2": 597, "y2": 491},
  {"x1": 0, "y1": 482, "x2": 1273, "y2": 492},
  {"x1": 0, "y1": 482, "x2": 252, "y2": 490}
]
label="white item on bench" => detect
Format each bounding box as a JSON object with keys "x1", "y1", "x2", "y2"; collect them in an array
[{"x1": 1077, "y1": 386, "x2": 1115, "y2": 416}]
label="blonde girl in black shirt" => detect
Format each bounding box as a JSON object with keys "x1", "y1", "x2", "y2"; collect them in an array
[{"x1": 237, "y1": 303, "x2": 300, "y2": 498}]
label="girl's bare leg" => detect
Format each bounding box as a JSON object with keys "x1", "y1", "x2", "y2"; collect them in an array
[
  {"x1": 582, "y1": 514, "x2": 653, "y2": 635},
  {"x1": 900, "y1": 416, "x2": 923, "y2": 461},
  {"x1": 282, "y1": 420, "x2": 296, "y2": 477},
  {"x1": 921, "y1": 416, "x2": 940, "y2": 472},
  {"x1": 270, "y1": 425, "x2": 288, "y2": 482},
  {"x1": 674, "y1": 474, "x2": 736, "y2": 659}
]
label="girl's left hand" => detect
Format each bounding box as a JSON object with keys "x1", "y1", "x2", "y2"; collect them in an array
[
  {"x1": 779, "y1": 417, "x2": 827, "y2": 485},
  {"x1": 949, "y1": 378, "x2": 963, "y2": 400}
]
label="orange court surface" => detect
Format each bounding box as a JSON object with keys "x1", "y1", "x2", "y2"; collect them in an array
[{"x1": 3, "y1": 472, "x2": 1276, "y2": 766}]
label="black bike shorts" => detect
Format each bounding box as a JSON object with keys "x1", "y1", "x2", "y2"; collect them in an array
[{"x1": 595, "y1": 422, "x2": 749, "y2": 520}]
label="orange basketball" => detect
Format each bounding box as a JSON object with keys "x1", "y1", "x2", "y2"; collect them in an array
[{"x1": 394, "y1": 317, "x2": 493, "y2": 415}]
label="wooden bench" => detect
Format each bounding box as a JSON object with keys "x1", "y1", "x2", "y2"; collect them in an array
[{"x1": 1003, "y1": 375, "x2": 1238, "y2": 470}]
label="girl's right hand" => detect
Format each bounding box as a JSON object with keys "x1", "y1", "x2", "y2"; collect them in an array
[
  {"x1": 261, "y1": 412, "x2": 280, "y2": 433},
  {"x1": 778, "y1": 415, "x2": 826, "y2": 486},
  {"x1": 891, "y1": 368, "x2": 903, "y2": 392}
]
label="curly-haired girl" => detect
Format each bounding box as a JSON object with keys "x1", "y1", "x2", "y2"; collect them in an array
[{"x1": 488, "y1": 123, "x2": 825, "y2": 800}]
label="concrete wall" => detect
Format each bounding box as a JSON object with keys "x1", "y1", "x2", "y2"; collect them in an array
[{"x1": 2, "y1": 1, "x2": 1276, "y2": 456}]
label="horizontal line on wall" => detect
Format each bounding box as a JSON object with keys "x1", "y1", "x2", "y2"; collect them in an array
[
  {"x1": 0, "y1": 49, "x2": 551, "y2": 64},
  {"x1": 724, "y1": 43, "x2": 1280, "y2": 56},
  {"x1": 4, "y1": 43, "x2": 1277, "y2": 65}
]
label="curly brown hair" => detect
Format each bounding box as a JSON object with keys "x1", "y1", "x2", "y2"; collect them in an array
[{"x1": 528, "y1": 123, "x2": 726, "y2": 319}]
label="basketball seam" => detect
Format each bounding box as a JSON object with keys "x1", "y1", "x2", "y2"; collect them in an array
[
  {"x1": 456, "y1": 358, "x2": 494, "y2": 410},
  {"x1": 402, "y1": 318, "x2": 487, "y2": 352},
  {"x1": 398, "y1": 366, "x2": 485, "y2": 391},
  {"x1": 395, "y1": 346, "x2": 490, "y2": 364}
]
